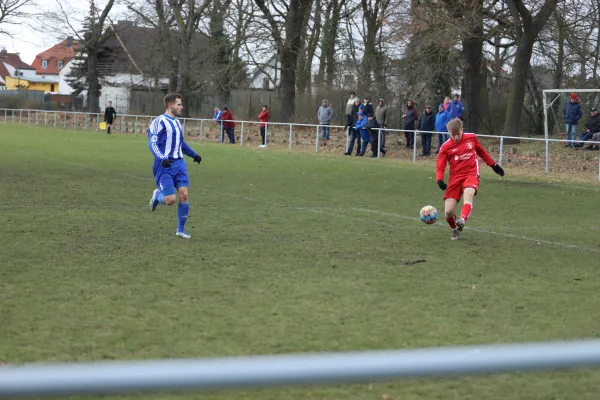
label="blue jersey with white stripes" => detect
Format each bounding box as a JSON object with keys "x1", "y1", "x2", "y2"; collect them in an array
[{"x1": 148, "y1": 114, "x2": 198, "y2": 163}]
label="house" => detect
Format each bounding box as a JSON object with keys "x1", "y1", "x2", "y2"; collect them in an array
[
  {"x1": 29, "y1": 37, "x2": 78, "y2": 94},
  {"x1": 249, "y1": 54, "x2": 280, "y2": 90},
  {"x1": 0, "y1": 49, "x2": 38, "y2": 90},
  {"x1": 88, "y1": 20, "x2": 210, "y2": 113}
]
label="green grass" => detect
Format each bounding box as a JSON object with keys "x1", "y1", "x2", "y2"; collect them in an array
[{"x1": 1, "y1": 125, "x2": 600, "y2": 400}]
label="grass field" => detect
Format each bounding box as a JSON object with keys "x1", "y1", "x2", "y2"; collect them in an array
[{"x1": 1, "y1": 124, "x2": 600, "y2": 400}]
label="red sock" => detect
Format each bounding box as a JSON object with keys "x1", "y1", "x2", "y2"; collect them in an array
[
  {"x1": 446, "y1": 213, "x2": 457, "y2": 229},
  {"x1": 461, "y1": 204, "x2": 472, "y2": 221}
]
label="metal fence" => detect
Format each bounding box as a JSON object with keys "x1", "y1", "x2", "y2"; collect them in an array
[
  {"x1": 2, "y1": 108, "x2": 599, "y2": 181},
  {"x1": 2, "y1": 339, "x2": 600, "y2": 398}
]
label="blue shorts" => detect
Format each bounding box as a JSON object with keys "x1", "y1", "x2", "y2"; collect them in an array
[{"x1": 153, "y1": 159, "x2": 189, "y2": 196}]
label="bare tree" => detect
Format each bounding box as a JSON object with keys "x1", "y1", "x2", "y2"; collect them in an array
[
  {"x1": 502, "y1": 0, "x2": 557, "y2": 138},
  {"x1": 254, "y1": 0, "x2": 313, "y2": 121},
  {"x1": 170, "y1": 0, "x2": 212, "y2": 117},
  {"x1": 0, "y1": 0, "x2": 34, "y2": 37}
]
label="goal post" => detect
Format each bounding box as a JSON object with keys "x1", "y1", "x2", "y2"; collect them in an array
[{"x1": 542, "y1": 88, "x2": 600, "y2": 140}]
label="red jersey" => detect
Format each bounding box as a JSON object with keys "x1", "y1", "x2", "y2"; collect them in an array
[{"x1": 436, "y1": 133, "x2": 495, "y2": 181}]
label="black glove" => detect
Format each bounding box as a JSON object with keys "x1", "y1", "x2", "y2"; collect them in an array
[
  {"x1": 161, "y1": 159, "x2": 171, "y2": 168},
  {"x1": 193, "y1": 155, "x2": 202, "y2": 164},
  {"x1": 437, "y1": 179, "x2": 447, "y2": 191},
  {"x1": 492, "y1": 163, "x2": 505, "y2": 176}
]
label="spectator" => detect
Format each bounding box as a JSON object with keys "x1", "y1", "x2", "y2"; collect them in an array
[
  {"x1": 418, "y1": 105, "x2": 435, "y2": 156},
  {"x1": 447, "y1": 93, "x2": 464, "y2": 120},
  {"x1": 362, "y1": 97, "x2": 374, "y2": 117},
  {"x1": 366, "y1": 113, "x2": 383, "y2": 157},
  {"x1": 345, "y1": 92, "x2": 359, "y2": 126},
  {"x1": 443, "y1": 96, "x2": 451, "y2": 111},
  {"x1": 584, "y1": 131, "x2": 600, "y2": 150},
  {"x1": 563, "y1": 93, "x2": 583, "y2": 147},
  {"x1": 435, "y1": 103, "x2": 451, "y2": 153},
  {"x1": 258, "y1": 105, "x2": 269, "y2": 148},
  {"x1": 354, "y1": 112, "x2": 371, "y2": 156},
  {"x1": 317, "y1": 99, "x2": 334, "y2": 143},
  {"x1": 402, "y1": 100, "x2": 418, "y2": 148},
  {"x1": 375, "y1": 99, "x2": 388, "y2": 152},
  {"x1": 221, "y1": 107, "x2": 236, "y2": 144},
  {"x1": 213, "y1": 106, "x2": 223, "y2": 141},
  {"x1": 573, "y1": 107, "x2": 600, "y2": 148},
  {"x1": 344, "y1": 100, "x2": 362, "y2": 156}
]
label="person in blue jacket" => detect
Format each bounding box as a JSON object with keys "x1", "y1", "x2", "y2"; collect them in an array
[
  {"x1": 447, "y1": 93, "x2": 464, "y2": 120},
  {"x1": 563, "y1": 93, "x2": 583, "y2": 147},
  {"x1": 435, "y1": 103, "x2": 451, "y2": 152},
  {"x1": 353, "y1": 112, "x2": 371, "y2": 156}
]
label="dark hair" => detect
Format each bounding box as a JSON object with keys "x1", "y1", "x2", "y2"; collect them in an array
[
  {"x1": 262, "y1": 105, "x2": 268, "y2": 109},
  {"x1": 163, "y1": 93, "x2": 181, "y2": 107},
  {"x1": 223, "y1": 107, "x2": 229, "y2": 111},
  {"x1": 350, "y1": 91, "x2": 355, "y2": 96},
  {"x1": 367, "y1": 113, "x2": 373, "y2": 118}
]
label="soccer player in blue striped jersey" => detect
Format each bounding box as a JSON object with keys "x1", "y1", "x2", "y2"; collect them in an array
[{"x1": 148, "y1": 93, "x2": 202, "y2": 239}]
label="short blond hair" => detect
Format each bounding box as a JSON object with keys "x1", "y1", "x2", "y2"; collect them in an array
[{"x1": 446, "y1": 118, "x2": 463, "y2": 134}]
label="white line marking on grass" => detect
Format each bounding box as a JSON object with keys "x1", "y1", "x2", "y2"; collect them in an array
[
  {"x1": 349, "y1": 208, "x2": 600, "y2": 254},
  {"x1": 12, "y1": 149, "x2": 600, "y2": 252}
]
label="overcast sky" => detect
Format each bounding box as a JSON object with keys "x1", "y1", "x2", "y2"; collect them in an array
[{"x1": 0, "y1": 0, "x2": 127, "y2": 64}]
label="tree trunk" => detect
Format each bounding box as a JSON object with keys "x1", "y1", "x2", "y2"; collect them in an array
[
  {"x1": 178, "y1": 37, "x2": 191, "y2": 117},
  {"x1": 87, "y1": 47, "x2": 100, "y2": 113},
  {"x1": 502, "y1": 33, "x2": 535, "y2": 138},
  {"x1": 280, "y1": 48, "x2": 297, "y2": 121},
  {"x1": 462, "y1": 35, "x2": 484, "y2": 134}
]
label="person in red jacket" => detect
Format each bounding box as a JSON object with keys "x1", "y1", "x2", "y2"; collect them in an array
[
  {"x1": 258, "y1": 105, "x2": 269, "y2": 148},
  {"x1": 436, "y1": 118, "x2": 505, "y2": 240},
  {"x1": 221, "y1": 107, "x2": 236, "y2": 144}
]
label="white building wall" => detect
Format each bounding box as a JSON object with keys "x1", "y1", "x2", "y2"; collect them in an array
[{"x1": 58, "y1": 60, "x2": 76, "y2": 94}]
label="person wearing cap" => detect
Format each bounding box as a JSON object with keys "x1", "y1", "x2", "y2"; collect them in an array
[
  {"x1": 317, "y1": 99, "x2": 334, "y2": 143},
  {"x1": 447, "y1": 93, "x2": 464, "y2": 120},
  {"x1": 350, "y1": 112, "x2": 370, "y2": 156},
  {"x1": 402, "y1": 100, "x2": 419, "y2": 148},
  {"x1": 418, "y1": 105, "x2": 436, "y2": 156},
  {"x1": 574, "y1": 107, "x2": 600, "y2": 148},
  {"x1": 375, "y1": 99, "x2": 388, "y2": 155},
  {"x1": 563, "y1": 93, "x2": 582, "y2": 147}
]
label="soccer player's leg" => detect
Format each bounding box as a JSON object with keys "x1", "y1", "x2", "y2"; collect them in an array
[
  {"x1": 444, "y1": 179, "x2": 463, "y2": 240},
  {"x1": 150, "y1": 173, "x2": 176, "y2": 211},
  {"x1": 456, "y1": 177, "x2": 479, "y2": 231},
  {"x1": 174, "y1": 169, "x2": 191, "y2": 239}
]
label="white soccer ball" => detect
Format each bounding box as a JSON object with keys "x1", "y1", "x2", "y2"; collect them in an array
[{"x1": 419, "y1": 205, "x2": 438, "y2": 225}]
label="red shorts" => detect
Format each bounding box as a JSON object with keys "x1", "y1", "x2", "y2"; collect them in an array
[{"x1": 444, "y1": 175, "x2": 479, "y2": 201}]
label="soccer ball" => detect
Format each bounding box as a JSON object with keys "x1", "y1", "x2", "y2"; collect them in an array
[{"x1": 419, "y1": 205, "x2": 438, "y2": 224}]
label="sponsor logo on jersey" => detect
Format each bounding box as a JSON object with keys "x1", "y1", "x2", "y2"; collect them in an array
[{"x1": 151, "y1": 134, "x2": 158, "y2": 143}]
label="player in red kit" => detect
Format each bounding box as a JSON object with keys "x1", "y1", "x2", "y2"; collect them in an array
[{"x1": 436, "y1": 118, "x2": 505, "y2": 240}]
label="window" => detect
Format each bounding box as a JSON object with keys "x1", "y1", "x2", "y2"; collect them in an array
[
  {"x1": 57, "y1": 60, "x2": 63, "y2": 69},
  {"x1": 50, "y1": 84, "x2": 55, "y2": 92},
  {"x1": 42, "y1": 60, "x2": 48, "y2": 69}
]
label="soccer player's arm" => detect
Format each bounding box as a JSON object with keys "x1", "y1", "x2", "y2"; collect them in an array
[
  {"x1": 181, "y1": 139, "x2": 198, "y2": 158},
  {"x1": 435, "y1": 145, "x2": 447, "y2": 182},
  {"x1": 474, "y1": 137, "x2": 496, "y2": 167},
  {"x1": 148, "y1": 120, "x2": 166, "y2": 160}
]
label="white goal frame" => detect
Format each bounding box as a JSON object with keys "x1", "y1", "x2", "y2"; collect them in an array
[{"x1": 542, "y1": 88, "x2": 600, "y2": 140}]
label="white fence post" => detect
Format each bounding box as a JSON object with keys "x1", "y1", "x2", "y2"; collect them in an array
[
  {"x1": 199, "y1": 120, "x2": 204, "y2": 142},
  {"x1": 35, "y1": 111, "x2": 38, "y2": 126},
  {"x1": 315, "y1": 125, "x2": 319, "y2": 152},
  {"x1": 96, "y1": 114, "x2": 99, "y2": 131},
  {"x1": 74, "y1": 113, "x2": 77, "y2": 129},
  {"x1": 289, "y1": 124, "x2": 293, "y2": 150},
  {"x1": 377, "y1": 129, "x2": 382, "y2": 159},
  {"x1": 240, "y1": 121, "x2": 244, "y2": 146},
  {"x1": 19, "y1": 110, "x2": 22, "y2": 124},
  {"x1": 44, "y1": 111, "x2": 47, "y2": 127},
  {"x1": 499, "y1": 137, "x2": 504, "y2": 166},
  {"x1": 134, "y1": 116, "x2": 139, "y2": 135},
  {"x1": 63, "y1": 112, "x2": 66, "y2": 129},
  {"x1": 53, "y1": 112, "x2": 57, "y2": 128},
  {"x1": 412, "y1": 130, "x2": 417, "y2": 163}
]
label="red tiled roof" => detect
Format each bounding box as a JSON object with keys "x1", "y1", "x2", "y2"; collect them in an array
[
  {"x1": 0, "y1": 62, "x2": 9, "y2": 85},
  {"x1": 31, "y1": 39, "x2": 79, "y2": 75},
  {"x1": 0, "y1": 52, "x2": 35, "y2": 70}
]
